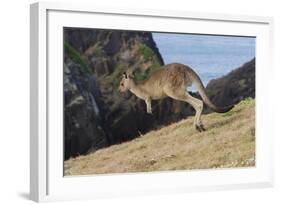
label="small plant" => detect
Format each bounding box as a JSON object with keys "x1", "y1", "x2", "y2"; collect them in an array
[
  {"x1": 91, "y1": 47, "x2": 105, "y2": 57},
  {"x1": 133, "y1": 63, "x2": 160, "y2": 82},
  {"x1": 64, "y1": 42, "x2": 92, "y2": 74},
  {"x1": 239, "y1": 97, "x2": 254, "y2": 105},
  {"x1": 138, "y1": 43, "x2": 155, "y2": 62}
]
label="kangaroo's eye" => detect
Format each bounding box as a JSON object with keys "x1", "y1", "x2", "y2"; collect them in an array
[{"x1": 121, "y1": 83, "x2": 124, "y2": 86}]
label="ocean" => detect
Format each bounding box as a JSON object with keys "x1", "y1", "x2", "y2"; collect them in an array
[{"x1": 152, "y1": 32, "x2": 256, "y2": 88}]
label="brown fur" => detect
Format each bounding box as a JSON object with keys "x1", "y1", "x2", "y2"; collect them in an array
[{"x1": 119, "y1": 63, "x2": 233, "y2": 131}]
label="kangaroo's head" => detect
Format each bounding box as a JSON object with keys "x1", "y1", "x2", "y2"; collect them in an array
[{"x1": 119, "y1": 71, "x2": 134, "y2": 92}]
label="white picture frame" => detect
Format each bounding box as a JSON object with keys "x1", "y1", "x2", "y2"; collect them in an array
[{"x1": 30, "y1": 1, "x2": 274, "y2": 202}]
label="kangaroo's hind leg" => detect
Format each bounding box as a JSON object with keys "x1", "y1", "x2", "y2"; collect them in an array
[
  {"x1": 164, "y1": 88, "x2": 205, "y2": 131},
  {"x1": 183, "y1": 92, "x2": 205, "y2": 131}
]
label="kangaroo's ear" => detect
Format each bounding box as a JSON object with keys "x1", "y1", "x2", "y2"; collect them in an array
[
  {"x1": 122, "y1": 72, "x2": 128, "y2": 79},
  {"x1": 126, "y1": 69, "x2": 134, "y2": 78}
]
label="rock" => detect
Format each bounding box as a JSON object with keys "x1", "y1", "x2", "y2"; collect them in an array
[
  {"x1": 64, "y1": 28, "x2": 98, "y2": 53},
  {"x1": 64, "y1": 57, "x2": 108, "y2": 159},
  {"x1": 206, "y1": 58, "x2": 255, "y2": 107}
]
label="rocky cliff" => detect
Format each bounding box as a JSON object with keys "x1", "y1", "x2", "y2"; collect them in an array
[
  {"x1": 64, "y1": 56, "x2": 109, "y2": 159},
  {"x1": 64, "y1": 28, "x2": 188, "y2": 159},
  {"x1": 206, "y1": 58, "x2": 255, "y2": 107}
]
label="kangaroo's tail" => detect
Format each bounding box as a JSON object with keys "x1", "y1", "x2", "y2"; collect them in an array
[{"x1": 188, "y1": 69, "x2": 234, "y2": 113}]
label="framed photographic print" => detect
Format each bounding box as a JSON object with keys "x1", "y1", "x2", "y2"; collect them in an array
[{"x1": 30, "y1": 2, "x2": 274, "y2": 202}]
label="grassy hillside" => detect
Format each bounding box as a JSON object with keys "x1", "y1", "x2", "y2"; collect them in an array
[{"x1": 64, "y1": 98, "x2": 255, "y2": 176}]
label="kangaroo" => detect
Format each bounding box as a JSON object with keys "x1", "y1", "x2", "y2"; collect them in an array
[{"x1": 119, "y1": 63, "x2": 233, "y2": 131}]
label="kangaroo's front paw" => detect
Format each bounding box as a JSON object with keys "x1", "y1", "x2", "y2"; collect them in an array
[{"x1": 147, "y1": 109, "x2": 153, "y2": 114}]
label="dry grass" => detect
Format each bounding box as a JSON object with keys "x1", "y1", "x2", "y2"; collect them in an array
[{"x1": 64, "y1": 98, "x2": 255, "y2": 176}]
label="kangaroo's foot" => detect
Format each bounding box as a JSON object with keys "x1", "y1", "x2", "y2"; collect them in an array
[
  {"x1": 195, "y1": 123, "x2": 206, "y2": 132},
  {"x1": 199, "y1": 124, "x2": 206, "y2": 131}
]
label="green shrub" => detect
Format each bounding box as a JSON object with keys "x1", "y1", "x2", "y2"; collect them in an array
[
  {"x1": 133, "y1": 62, "x2": 160, "y2": 82},
  {"x1": 239, "y1": 97, "x2": 254, "y2": 105},
  {"x1": 91, "y1": 47, "x2": 104, "y2": 57},
  {"x1": 64, "y1": 42, "x2": 92, "y2": 74},
  {"x1": 138, "y1": 44, "x2": 155, "y2": 62}
]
